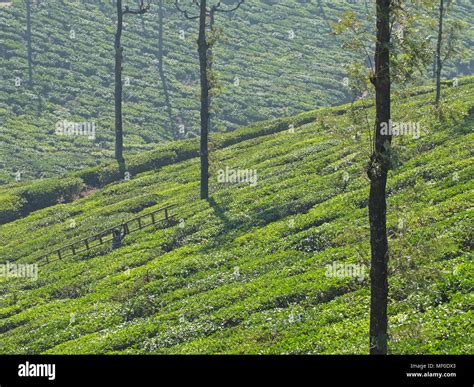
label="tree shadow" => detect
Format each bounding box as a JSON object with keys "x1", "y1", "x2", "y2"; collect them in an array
[{"x1": 208, "y1": 197, "x2": 234, "y2": 231}]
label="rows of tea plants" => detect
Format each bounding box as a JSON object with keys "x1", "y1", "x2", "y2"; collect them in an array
[
  {"x1": 1, "y1": 0, "x2": 473, "y2": 182},
  {"x1": 0, "y1": 79, "x2": 472, "y2": 354}
]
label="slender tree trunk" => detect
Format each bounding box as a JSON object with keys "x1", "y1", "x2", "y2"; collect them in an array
[
  {"x1": 364, "y1": 0, "x2": 370, "y2": 16},
  {"x1": 138, "y1": 0, "x2": 146, "y2": 32},
  {"x1": 368, "y1": 0, "x2": 391, "y2": 355},
  {"x1": 435, "y1": 0, "x2": 444, "y2": 105},
  {"x1": 115, "y1": 0, "x2": 126, "y2": 177},
  {"x1": 198, "y1": 0, "x2": 210, "y2": 200},
  {"x1": 206, "y1": 12, "x2": 215, "y2": 141},
  {"x1": 317, "y1": 0, "x2": 331, "y2": 31},
  {"x1": 157, "y1": 0, "x2": 174, "y2": 133},
  {"x1": 208, "y1": 14, "x2": 215, "y2": 66},
  {"x1": 26, "y1": 0, "x2": 33, "y2": 87}
]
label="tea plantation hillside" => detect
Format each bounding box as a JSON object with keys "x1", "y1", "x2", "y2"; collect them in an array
[
  {"x1": 1, "y1": 0, "x2": 473, "y2": 183},
  {"x1": 0, "y1": 78, "x2": 472, "y2": 354}
]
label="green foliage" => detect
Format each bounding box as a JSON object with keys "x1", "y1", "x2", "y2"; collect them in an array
[
  {"x1": 0, "y1": 0, "x2": 472, "y2": 182},
  {"x1": 0, "y1": 176, "x2": 84, "y2": 224},
  {"x1": 18, "y1": 177, "x2": 84, "y2": 212},
  {"x1": 0, "y1": 193, "x2": 23, "y2": 224},
  {"x1": 0, "y1": 79, "x2": 472, "y2": 354}
]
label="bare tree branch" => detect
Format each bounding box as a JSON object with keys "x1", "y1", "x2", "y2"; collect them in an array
[
  {"x1": 123, "y1": 0, "x2": 150, "y2": 15},
  {"x1": 175, "y1": 0, "x2": 200, "y2": 20},
  {"x1": 176, "y1": 0, "x2": 244, "y2": 18},
  {"x1": 213, "y1": 0, "x2": 244, "y2": 14}
]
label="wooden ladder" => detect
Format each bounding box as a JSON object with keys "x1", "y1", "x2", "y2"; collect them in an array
[{"x1": 36, "y1": 204, "x2": 177, "y2": 267}]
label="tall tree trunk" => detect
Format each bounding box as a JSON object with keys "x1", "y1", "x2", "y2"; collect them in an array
[
  {"x1": 206, "y1": 12, "x2": 215, "y2": 145},
  {"x1": 138, "y1": 0, "x2": 146, "y2": 32},
  {"x1": 115, "y1": 0, "x2": 126, "y2": 177},
  {"x1": 317, "y1": 0, "x2": 331, "y2": 31},
  {"x1": 157, "y1": 0, "x2": 174, "y2": 134},
  {"x1": 435, "y1": 0, "x2": 444, "y2": 105},
  {"x1": 26, "y1": 0, "x2": 33, "y2": 87},
  {"x1": 208, "y1": 14, "x2": 215, "y2": 71},
  {"x1": 198, "y1": 0, "x2": 210, "y2": 200},
  {"x1": 368, "y1": 0, "x2": 391, "y2": 355}
]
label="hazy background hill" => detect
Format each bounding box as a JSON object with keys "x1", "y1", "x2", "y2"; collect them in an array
[{"x1": 0, "y1": 0, "x2": 473, "y2": 183}]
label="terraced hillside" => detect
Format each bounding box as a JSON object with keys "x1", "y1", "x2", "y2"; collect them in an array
[
  {"x1": 0, "y1": 0, "x2": 473, "y2": 183},
  {"x1": 0, "y1": 78, "x2": 472, "y2": 354}
]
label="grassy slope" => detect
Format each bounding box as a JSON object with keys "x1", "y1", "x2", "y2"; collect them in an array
[
  {"x1": 0, "y1": 79, "x2": 472, "y2": 354},
  {"x1": 0, "y1": 0, "x2": 473, "y2": 183}
]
